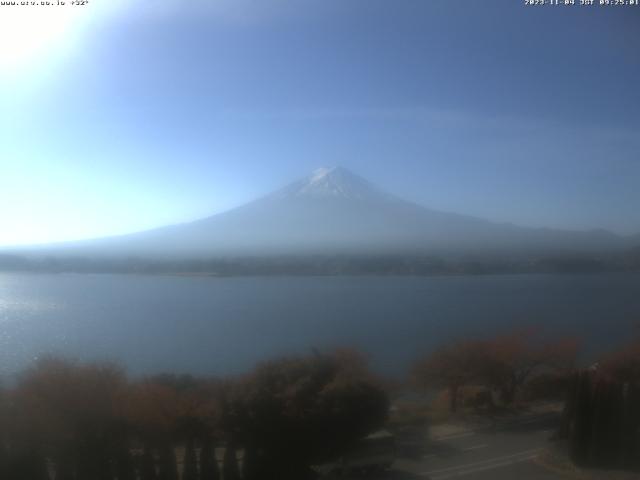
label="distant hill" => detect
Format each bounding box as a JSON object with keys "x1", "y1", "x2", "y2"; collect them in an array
[{"x1": 8, "y1": 166, "x2": 638, "y2": 261}]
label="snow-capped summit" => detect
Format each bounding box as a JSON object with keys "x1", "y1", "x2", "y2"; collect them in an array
[
  {"x1": 309, "y1": 166, "x2": 336, "y2": 182},
  {"x1": 276, "y1": 166, "x2": 393, "y2": 201}
]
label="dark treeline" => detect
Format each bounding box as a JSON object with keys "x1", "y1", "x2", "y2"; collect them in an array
[
  {"x1": 1, "y1": 330, "x2": 640, "y2": 478},
  {"x1": 411, "y1": 329, "x2": 581, "y2": 412},
  {"x1": 0, "y1": 350, "x2": 389, "y2": 480},
  {"x1": 562, "y1": 370, "x2": 640, "y2": 470},
  {"x1": 561, "y1": 338, "x2": 640, "y2": 470},
  {"x1": 1, "y1": 250, "x2": 639, "y2": 276}
]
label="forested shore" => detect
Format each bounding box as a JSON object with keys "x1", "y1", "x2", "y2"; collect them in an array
[{"x1": 1, "y1": 250, "x2": 639, "y2": 276}]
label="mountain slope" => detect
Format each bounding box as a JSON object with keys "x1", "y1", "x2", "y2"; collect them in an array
[{"x1": 55, "y1": 166, "x2": 630, "y2": 258}]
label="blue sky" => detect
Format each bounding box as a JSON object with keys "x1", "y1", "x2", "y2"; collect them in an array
[{"x1": 1, "y1": 0, "x2": 639, "y2": 246}]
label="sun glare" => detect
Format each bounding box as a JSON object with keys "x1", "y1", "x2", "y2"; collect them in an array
[
  {"x1": 0, "y1": 3, "x2": 113, "y2": 73},
  {"x1": 0, "y1": 8, "x2": 76, "y2": 70}
]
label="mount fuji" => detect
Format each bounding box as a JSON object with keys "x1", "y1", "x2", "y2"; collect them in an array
[{"x1": 45, "y1": 166, "x2": 632, "y2": 259}]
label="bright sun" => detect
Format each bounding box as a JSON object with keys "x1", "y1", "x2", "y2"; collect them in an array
[{"x1": 0, "y1": 4, "x2": 103, "y2": 73}]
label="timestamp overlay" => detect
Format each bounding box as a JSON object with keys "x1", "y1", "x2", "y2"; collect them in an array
[
  {"x1": 0, "y1": 1, "x2": 90, "y2": 6},
  {"x1": 525, "y1": 0, "x2": 639, "y2": 6}
]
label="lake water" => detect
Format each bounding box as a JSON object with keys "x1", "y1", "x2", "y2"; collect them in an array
[{"x1": 1, "y1": 273, "x2": 639, "y2": 379}]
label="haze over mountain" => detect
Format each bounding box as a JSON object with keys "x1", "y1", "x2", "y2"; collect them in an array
[{"x1": 26, "y1": 167, "x2": 637, "y2": 260}]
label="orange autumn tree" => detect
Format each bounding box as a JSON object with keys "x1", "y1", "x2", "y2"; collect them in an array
[
  {"x1": 413, "y1": 330, "x2": 580, "y2": 410},
  {"x1": 412, "y1": 340, "x2": 489, "y2": 412},
  {"x1": 482, "y1": 330, "x2": 579, "y2": 404},
  {"x1": 14, "y1": 357, "x2": 129, "y2": 480},
  {"x1": 124, "y1": 374, "x2": 220, "y2": 480}
]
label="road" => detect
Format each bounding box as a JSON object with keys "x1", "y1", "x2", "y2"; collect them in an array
[{"x1": 389, "y1": 412, "x2": 564, "y2": 479}]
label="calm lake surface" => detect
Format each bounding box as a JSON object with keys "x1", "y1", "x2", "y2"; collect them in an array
[{"x1": 1, "y1": 273, "x2": 639, "y2": 378}]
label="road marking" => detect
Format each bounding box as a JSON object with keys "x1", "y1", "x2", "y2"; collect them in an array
[
  {"x1": 434, "y1": 431, "x2": 475, "y2": 441},
  {"x1": 420, "y1": 448, "x2": 542, "y2": 477},
  {"x1": 512, "y1": 417, "x2": 548, "y2": 426},
  {"x1": 462, "y1": 444, "x2": 488, "y2": 451},
  {"x1": 431, "y1": 454, "x2": 539, "y2": 479},
  {"x1": 433, "y1": 413, "x2": 556, "y2": 441}
]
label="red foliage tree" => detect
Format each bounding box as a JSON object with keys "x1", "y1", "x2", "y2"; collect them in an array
[
  {"x1": 14, "y1": 357, "x2": 129, "y2": 479},
  {"x1": 412, "y1": 340, "x2": 489, "y2": 412},
  {"x1": 413, "y1": 330, "x2": 579, "y2": 409},
  {"x1": 482, "y1": 330, "x2": 579, "y2": 404},
  {"x1": 600, "y1": 337, "x2": 640, "y2": 384}
]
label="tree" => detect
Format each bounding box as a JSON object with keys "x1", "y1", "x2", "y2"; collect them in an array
[
  {"x1": 138, "y1": 447, "x2": 157, "y2": 480},
  {"x1": 0, "y1": 384, "x2": 7, "y2": 479},
  {"x1": 482, "y1": 331, "x2": 579, "y2": 404},
  {"x1": 2, "y1": 351, "x2": 387, "y2": 480},
  {"x1": 412, "y1": 331, "x2": 579, "y2": 410},
  {"x1": 228, "y1": 351, "x2": 389, "y2": 480},
  {"x1": 600, "y1": 338, "x2": 640, "y2": 385},
  {"x1": 4, "y1": 447, "x2": 50, "y2": 480},
  {"x1": 182, "y1": 438, "x2": 198, "y2": 480},
  {"x1": 125, "y1": 375, "x2": 220, "y2": 480},
  {"x1": 114, "y1": 441, "x2": 136, "y2": 480},
  {"x1": 14, "y1": 357, "x2": 128, "y2": 480},
  {"x1": 157, "y1": 443, "x2": 178, "y2": 480},
  {"x1": 412, "y1": 340, "x2": 488, "y2": 412},
  {"x1": 562, "y1": 370, "x2": 640, "y2": 469},
  {"x1": 241, "y1": 442, "x2": 260, "y2": 480},
  {"x1": 124, "y1": 381, "x2": 183, "y2": 480},
  {"x1": 222, "y1": 443, "x2": 240, "y2": 480},
  {"x1": 198, "y1": 438, "x2": 220, "y2": 480}
]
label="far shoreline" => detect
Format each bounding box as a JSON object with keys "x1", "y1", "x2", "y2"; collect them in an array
[{"x1": 1, "y1": 268, "x2": 639, "y2": 279}]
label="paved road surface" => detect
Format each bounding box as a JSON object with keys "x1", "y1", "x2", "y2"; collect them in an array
[{"x1": 390, "y1": 413, "x2": 564, "y2": 479}]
